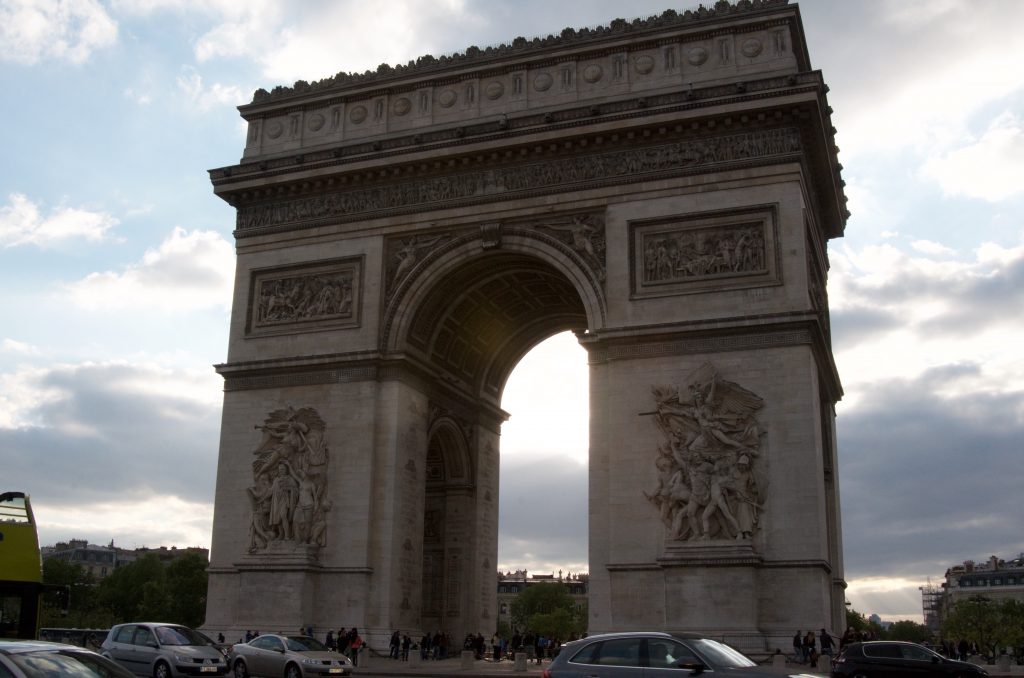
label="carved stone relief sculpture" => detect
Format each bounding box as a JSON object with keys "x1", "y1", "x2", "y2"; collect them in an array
[
  {"x1": 248, "y1": 259, "x2": 361, "y2": 335},
  {"x1": 246, "y1": 407, "x2": 330, "y2": 553},
  {"x1": 644, "y1": 363, "x2": 765, "y2": 542},
  {"x1": 536, "y1": 213, "x2": 607, "y2": 282},
  {"x1": 643, "y1": 221, "x2": 766, "y2": 284}
]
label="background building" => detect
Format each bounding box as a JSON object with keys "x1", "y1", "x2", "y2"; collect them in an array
[
  {"x1": 42, "y1": 540, "x2": 208, "y2": 579},
  {"x1": 943, "y1": 554, "x2": 1024, "y2": 606}
]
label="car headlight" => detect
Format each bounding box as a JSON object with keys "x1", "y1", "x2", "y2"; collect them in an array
[
  {"x1": 174, "y1": 653, "x2": 194, "y2": 663},
  {"x1": 302, "y1": 657, "x2": 320, "y2": 665}
]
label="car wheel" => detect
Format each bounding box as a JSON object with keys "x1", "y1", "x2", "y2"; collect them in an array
[
  {"x1": 233, "y1": 659, "x2": 249, "y2": 678},
  {"x1": 285, "y1": 663, "x2": 302, "y2": 678},
  {"x1": 154, "y1": 660, "x2": 172, "y2": 678}
]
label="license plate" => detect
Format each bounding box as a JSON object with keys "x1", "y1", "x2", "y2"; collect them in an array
[
  {"x1": 328, "y1": 669, "x2": 343, "y2": 674},
  {"x1": 200, "y1": 667, "x2": 217, "y2": 673}
]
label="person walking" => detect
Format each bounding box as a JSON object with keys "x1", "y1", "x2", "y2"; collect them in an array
[{"x1": 792, "y1": 631, "x2": 803, "y2": 663}]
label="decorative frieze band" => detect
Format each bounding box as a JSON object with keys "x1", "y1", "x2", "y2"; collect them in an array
[
  {"x1": 587, "y1": 328, "x2": 813, "y2": 363},
  {"x1": 235, "y1": 127, "x2": 801, "y2": 234}
]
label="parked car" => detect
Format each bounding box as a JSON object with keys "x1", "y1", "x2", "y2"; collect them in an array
[
  {"x1": 101, "y1": 622, "x2": 229, "y2": 677},
  {"x1": 0, "y1": 639, "x2": 134, "y2": 678},
  {"x1": 229, "y1": 634, "x2": 352, "y2": 678},
  {"x1": 541, "y1": 631, "x2": 782, "y2": 677},
  {"x1": 831, "y1": 641, "x2": 989, "y2": 677}
]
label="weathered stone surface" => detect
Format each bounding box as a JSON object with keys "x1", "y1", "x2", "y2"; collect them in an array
[{"x1": 205, "y1": 0, "x2": 847, "y2": 653}]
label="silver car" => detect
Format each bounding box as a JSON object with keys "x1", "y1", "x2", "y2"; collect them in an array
[
  {"x1": 543, "y1": 632, "x2": 791, "y2": 678},
  {"x1": 101, "y1": 623, "x2": 229, "y2": 677},
  {"x1": 229, "y1": 635, "x2": 352, "y2": 678},
  {"x1": 0, "y1": 640, "x2": 135, "y2": 678}
]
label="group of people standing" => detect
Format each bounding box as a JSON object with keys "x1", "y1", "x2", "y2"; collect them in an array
[
  {"x1": 320, "y1": 627, "x2": 364, "y2": 666},
  {"x1": 791, "y1": 628, "x2": 836, "y2": 668}
]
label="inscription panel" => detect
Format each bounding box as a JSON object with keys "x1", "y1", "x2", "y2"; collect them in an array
[
  {"x1": 630, "y1": 205, "x2": 780, "y2": 298},
  {"x1": 246, "y1": 257, "x2": 363, "y2": 336}
]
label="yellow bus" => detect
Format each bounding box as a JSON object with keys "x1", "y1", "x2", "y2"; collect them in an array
[{"x1": 0, "y1": 492, "x2": 47, "y2": 639}]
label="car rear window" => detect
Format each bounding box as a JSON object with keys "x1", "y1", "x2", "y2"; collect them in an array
[{"x1": 9, "y1": 650, "x2": 132, "y2": 677}]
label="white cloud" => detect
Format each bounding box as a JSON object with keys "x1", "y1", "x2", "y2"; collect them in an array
[
  {"x1": 2, "y1": 338, "x2": 41, "y2": 356},
  {"x1": 123, "y1": 87, "x2": 152, "y2": 105},
  {"x1": 65, "y1": 227, "x2": 235, "y2": 312},
  {"x1": 36, "y1": 496, "x2": 214, "y2": 549},
  {"x1": 922, "y1": 111, "x2": 1024, "y2": 202},
  {"x1": 176, "y1": 66, "x2": 247, "y2": 111},
  {"x1": 0, "y1": 193, "x2": 117, "y2": 247},
  {"x1": 829, "y1": 239, "x2": 1024, "y2": 409},
  {"x1": 0, "y1": 0, "x2": 117, "y2": 65},
  {"x1": 910, "y1": 239, "x2": 956, "y2": 256}
]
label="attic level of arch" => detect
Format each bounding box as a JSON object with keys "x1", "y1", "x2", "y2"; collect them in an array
[{"x1": 210, "y1": 70, "x2": 836, "y2": 186}]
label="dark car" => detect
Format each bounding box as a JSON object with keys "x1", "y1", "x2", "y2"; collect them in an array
[
  {"x1": 101, "y1": 622, "x2": 229, "y2": 677},
  {"x1": 0, "y1": 639, "x2": 135, "y2": 677},
  {"x1": 832, "y1": 641, "x2": 988, "y2": 677},
  {"x1": 541, "y1": 631, "x2": 782, "y2": 678}
]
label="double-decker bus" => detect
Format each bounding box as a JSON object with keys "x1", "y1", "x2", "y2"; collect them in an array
[{"x1": 0, "y1": 492, "x2": 48, "y2": 638}]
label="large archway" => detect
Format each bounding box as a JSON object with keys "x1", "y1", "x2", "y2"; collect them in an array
[{"x1": 205, "y1": 2, "x2": 848, "y2": 655}]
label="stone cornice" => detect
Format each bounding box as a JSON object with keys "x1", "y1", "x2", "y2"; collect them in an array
[
  {"x1": 229, "y1": 125, "x2": 805, "y2": 238},
  {"x1": 243, "y1": 0, "x2": 800, "y2": 106}
]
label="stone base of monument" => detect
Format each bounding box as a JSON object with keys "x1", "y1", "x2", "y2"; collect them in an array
[
  {"x1": 358, "y1": 646, "x2": 369, "y2": 669},
  {"x1": 461, "y1": 651, "x2": 474, "y2": 670},
  {"x1": 408, "y1": 651, "x2": 420, "y2": 667},
  {"x1": 513, "y1": 653, "x2": 527, "y2": 672}
]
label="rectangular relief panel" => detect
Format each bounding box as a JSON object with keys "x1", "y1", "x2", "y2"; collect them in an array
[
  {"x1": 630, "y1": 205, "x2": 780, "y2": 298},
  {"x1": 246, "y1": 256, "x2": 363, "y2": 336}
]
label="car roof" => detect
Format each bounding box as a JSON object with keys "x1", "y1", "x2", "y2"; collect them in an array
[
  {"x1": 568, "y1": 632, "x2": 709, "y2": 643},
  {"x1": 0, "y1": 640, "x2": 94, "y2": 655}
]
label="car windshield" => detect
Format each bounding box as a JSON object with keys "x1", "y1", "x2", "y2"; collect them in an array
[
  {"x1": 9, "y1": 649, "x2": 135, "y2": 677},
  {"x1": 688, "y1": 638, "x2": 757, "y2": 668},
  {"x1": 154, "y1": 626, "x2": 210, "y2": 647},
  {"x1": 285, "y1": 637, "x2": 329, "y2": 652}
]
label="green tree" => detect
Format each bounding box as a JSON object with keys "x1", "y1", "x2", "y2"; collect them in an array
[
  {"x1": 510, "y1": 583, "x2": 585, "y2": 638},
  {"x1": 96, "y1": 554, "x2": 167, "y2": 622},
  {"x1": 41, "y1": 558, "x2": 95, "y2": 627},
  {"x1": 885, "y1": 619, "x2": 932, "y2": 643},
  {"x1": 941, "y1": 596, "x2": 1012, "y2": 658},
  {"x1": 164, "y1": 553, "x2": 209, "y2": 628}
]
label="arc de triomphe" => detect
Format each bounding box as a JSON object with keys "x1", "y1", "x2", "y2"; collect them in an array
[{"x1": 205, "y1": 0, "x2": 847, "y2": 652}]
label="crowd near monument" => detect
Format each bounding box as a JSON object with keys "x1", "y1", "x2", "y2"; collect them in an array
[{"x1": 205, "y1": 0, "x2": 848, "y2": 653}]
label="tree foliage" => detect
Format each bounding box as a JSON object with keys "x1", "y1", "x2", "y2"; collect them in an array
[
  {"x1": 886, "y1": 620, "x2": 932, "y2": 643},
  {"x1": 510, "y1": 583, "x2": 586, "y2": 638},
  {"x1": 942, "y1": 596, "x2": 1024, "y2": 657},
  {"x1": 41, "y1": 552, "x2": 208, "y2": 630}
]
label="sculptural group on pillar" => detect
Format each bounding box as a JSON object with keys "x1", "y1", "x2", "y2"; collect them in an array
[
  {"x1": 246, "y1": 407, "x2": 330, "y2": 553},
  {"x1": 645, "y1": 363, "x2": 765, "y2": 542}
]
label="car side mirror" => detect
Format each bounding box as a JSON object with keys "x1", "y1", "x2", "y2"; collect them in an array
[
  {"x1": 932, "y1": 656, "x2": 940, "y2": 663},
  {"x1": 149, "y1": 642, "x2": 159, "y2": 649},
  {"x1": 678, "y1": 660, "x2": 705, "y2": 674}
]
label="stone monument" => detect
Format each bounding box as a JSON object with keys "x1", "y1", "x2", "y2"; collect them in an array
[{"x1": 205, "y1": 0, "x2": 848, "y2": 653}]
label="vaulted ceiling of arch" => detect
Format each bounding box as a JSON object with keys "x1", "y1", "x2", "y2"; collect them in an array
[{"x1": 408, "y1": 254, "x2": 587, "y2": 397}]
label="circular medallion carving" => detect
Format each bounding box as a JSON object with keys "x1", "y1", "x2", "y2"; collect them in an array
[
  {"x1": 634, "y1": 55, "x2": 655, "y2": 75},
  {"x1": 349, "y1": 106, "x2": 367, "y2": 124},
  {"x1": 266, "y1": 121, "x2": 284, "y2": 139},
  {"x1": 687, "y1": 46, "x2": 709, "y2": 66},
  {"x1": 741, "y1": 38, "x2": 763, "y2": 58},
  {"x1": 484, "y1": 81, "x2": 504, "y2": 100},
  {"x1": 306, "y1": 113, "x2": 325, "y2": 131},
  {"x1": 583, "y1": 64, "x2": 603, "y2": 83},
  {"x1": 392, "y1": 97, "x2": 412, "y2": 116},
  {"x1": 438, "y1": 89, "x2": 457, "y2": 108},
  {"x1": 533, "y1": 72, "x2": 553, "y2": 92}
]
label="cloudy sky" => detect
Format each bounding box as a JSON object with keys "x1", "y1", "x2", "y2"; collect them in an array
[{"x1": 2, "y1": 0, "x2": 1022, "y2": 624}]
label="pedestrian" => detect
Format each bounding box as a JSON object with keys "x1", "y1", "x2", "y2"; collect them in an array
[
  {"x1": 402, "y1": 634, "x2": 411, "y2": 660},
  {"x1": 792, "y1": 630, "x2": 803, "y2": 663},
  {"x1": 819, "y1": 628, "x2": 834, "y2": 660},
  {"x1": 325, "y1": 630, "x2": 334, "y2": 651},
  {"x1": 804, "y1": 630, "x2": 817, "y2": 668}
]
